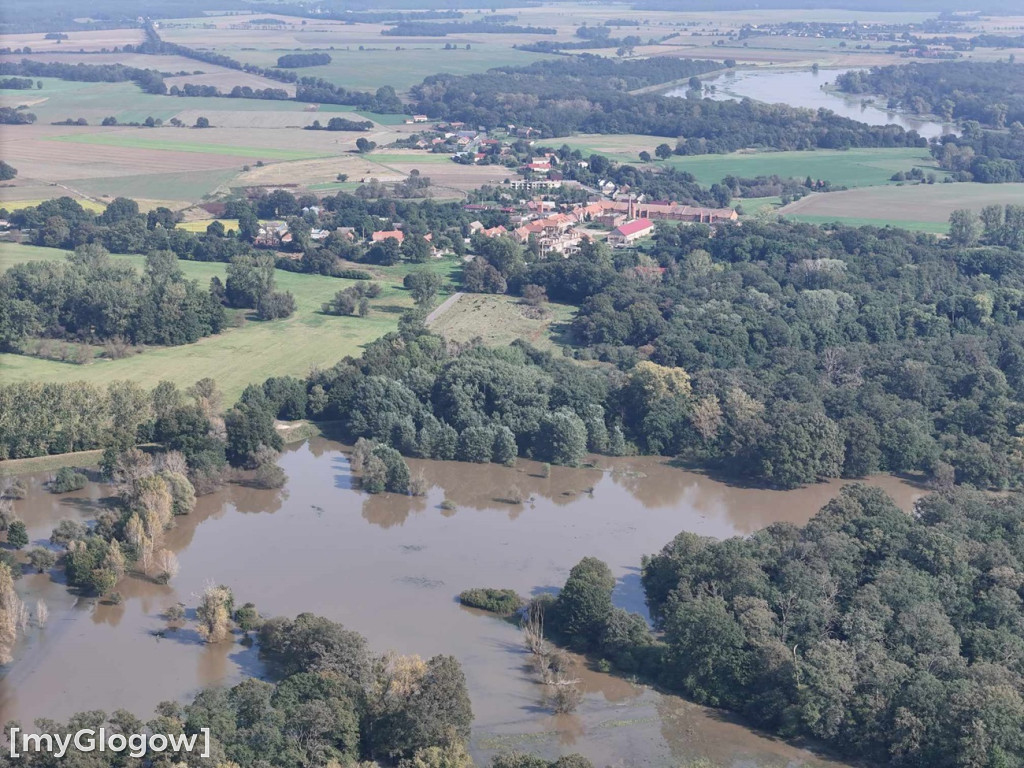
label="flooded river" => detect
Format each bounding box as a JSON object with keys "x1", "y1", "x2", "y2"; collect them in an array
[
  {"x1": 2, "y1": 438, "x2": 924, "y2": 766},
  {"x1": 667, "y1": 68, "x2": 955, "y2": 140}
]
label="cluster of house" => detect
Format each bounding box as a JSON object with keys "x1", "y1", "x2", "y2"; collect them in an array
[{"x1": 502, "y1": 198, "x2": 738, "y2": 255}]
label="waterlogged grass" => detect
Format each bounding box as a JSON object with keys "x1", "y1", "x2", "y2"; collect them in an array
[
  {"x1": 0, "y1": 242, "x2": 460, "y2": 402},
  {"x1": 0, "y1": 450, "x2": 103, "y2": 477},
  {"x1": 48, "y1": 132, "x2": 334, "y2": 161}
]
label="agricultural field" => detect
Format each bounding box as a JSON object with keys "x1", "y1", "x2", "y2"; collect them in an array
[
  {"x1": 0, "y1": 77, "x2": 419, "y2": 207},
  {"x1": 0, "y1": 242, "x2": 460, "y2": 402},
  {"x1": 660, "y1": 148, "x2": 938, "y2": 189},
  {"x1": 429, "y1": 293, "x2": 575, "y2": 351},
  {"x1": 0, "y1": 28, "x2": 145, "y2": 52},
  {"x1": 780, "y1": 183, "x2": 1024, "y2": 231},
  {"x1": 156, "y1": 15, "x2": 558, "y2": 92}
]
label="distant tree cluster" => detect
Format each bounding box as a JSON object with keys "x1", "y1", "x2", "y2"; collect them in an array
[
  {"x1": 836, "y1": 61, "x2": 1024, "y2": 129},
  {"x1": 0, "y1": 76, "x2": 33, "y2": 89},
  {"x1": 381, "y1": 21, "x2": 555, "y2": 36},
  {"x1": 275, "y1": 52, "x2": 331, "y2": 68},
  {"x1": 411, "y1": 55, "x2": 927, "y2": 149},
  {"x1": 306, "y1": 116, "x2": 374, "y2": 131},
  {"x1": 0, "y1": 106, "x2": 35, "y2": 124}
]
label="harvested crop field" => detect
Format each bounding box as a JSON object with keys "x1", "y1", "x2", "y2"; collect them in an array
[
  {"x1": 0, "y1": 28, "x2": 144, "y2": 52},
  {"x1": 780, "y1": 183, "x2": 1024, "y2": 229}
]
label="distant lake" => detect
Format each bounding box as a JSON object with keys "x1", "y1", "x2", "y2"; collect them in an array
[{"x1": 667, "y1": 68, "x2": 956, "y2": 139}]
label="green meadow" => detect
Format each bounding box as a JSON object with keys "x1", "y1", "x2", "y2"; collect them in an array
[
  {"x1": 221, "y1": 45, "x2": 556, "y2": 92},
  {"x1": 0, "y1": 243, "x2": 459, "y2": 402},
  {"x1": 659, "y1": 147, "x2": 938, "y2": 189}
]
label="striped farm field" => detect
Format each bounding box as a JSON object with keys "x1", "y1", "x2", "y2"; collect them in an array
[{"x1": 48, "y1": 132, "x2": 334, "y2": 161}]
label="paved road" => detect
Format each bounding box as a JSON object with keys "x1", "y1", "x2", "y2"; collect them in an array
[{"x1": 425, "y1": 291, "x2": 464, "y2": 326}]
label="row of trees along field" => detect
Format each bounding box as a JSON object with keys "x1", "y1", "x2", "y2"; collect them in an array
[
  {"x1": 473, "y1": 484, "x2": 1024, "y2": 768},
  {"x1": 410, "y1": 55, "x2": 928, "y2": 148}
]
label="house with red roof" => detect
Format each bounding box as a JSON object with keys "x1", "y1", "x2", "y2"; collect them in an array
[{"x1": 608, "y1": 219, "x2": 655, "y2": 247}]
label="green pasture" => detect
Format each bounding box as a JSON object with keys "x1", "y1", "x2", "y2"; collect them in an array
[
  {"x1": 0, "y1": 242, "x2": 460, "y2": 402},
  {"x1": 660, "y1": 148, "x2": 937, "y2": 188}
]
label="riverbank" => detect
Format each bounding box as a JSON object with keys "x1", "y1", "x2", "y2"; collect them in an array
[{"x1": 3, "y1": 437, "x2": 920, "y2": 765}]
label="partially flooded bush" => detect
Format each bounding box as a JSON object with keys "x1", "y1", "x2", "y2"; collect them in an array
[
  {"x1": 458, "y1": 588, "x2": 523, "y2": 615},
  {"x1": 51, "y1": 467, "x2": 87, "y2": 494}
]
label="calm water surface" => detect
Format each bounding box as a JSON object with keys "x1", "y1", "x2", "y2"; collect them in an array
[
  {"x1": 3, "y1": 438, "x2": 924, "y2": 766},
  {"x1": 667, "y1": 68, "x2": 956, "y2": 139}
]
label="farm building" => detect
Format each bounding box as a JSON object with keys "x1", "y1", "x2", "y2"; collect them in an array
[{"x1": 608, "y1": 219, "x2": 655, "y2": 247}]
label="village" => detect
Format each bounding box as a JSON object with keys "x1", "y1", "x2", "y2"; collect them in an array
[{"x1": 249, "y1": 189, "x2": 738, "y2": 258}]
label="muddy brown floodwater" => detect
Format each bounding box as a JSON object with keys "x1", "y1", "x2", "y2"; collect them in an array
[{"x1": 2, "y1": 438, "x2": 925, "y2": 766}]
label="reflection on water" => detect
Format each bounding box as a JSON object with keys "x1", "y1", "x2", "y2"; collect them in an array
[
  {"x1": 667, "y1": 68, "x2": 956, "y2": 139},
  {"x1": 2, "y1": 438, "x2": 921, "y2": 765}
]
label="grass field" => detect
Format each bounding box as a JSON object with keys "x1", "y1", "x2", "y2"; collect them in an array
[
  {"x1": 0, "y1": 243, "x2": 460, "y2": 402},
  {"x1": 551, "y1": 141, "x2": 937, "y2": 191},
  {"x1": 780, "y1": 183, "x2": 1024, "y2": 231},
  {"x1": 67, "y1": 169, "x2": 240, "y2": 203},
  {"x1": 660, "y1": 148, "x2": 937, "y2": 189},
  {"x1": 430, "y1": 293, "x2": 575, "y2": 351},
  {"x1": 0, "y1": 198, "x2": 106, "y2": 213},
  {"x1": 177, "y1": 218, "x2": 240, "y2": 233}
]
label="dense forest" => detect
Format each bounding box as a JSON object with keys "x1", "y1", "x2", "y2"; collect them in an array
[
  {"x1": 410, "y1": 56, "x2": 926, "y2": 148},
  {"x1": 836, "y1": 62, "x2": 1024, "y2": 128},
  {"x1": 511, "y1": 485, "x2": 1024, "y2": 767},
  {"x1": 258, "y1": 212, "x2": 1024, "y2": 491},
  {"x1": 932, "y1": 121, "x2": 1024, "y2": 184},
  {"x1": 0, "y1": 245, "x2": 224, "y2": 351}
]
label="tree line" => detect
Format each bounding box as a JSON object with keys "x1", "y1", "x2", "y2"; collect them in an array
[
  {"x1": 381, "y1": 20, "x2": 555, "y2": 35},
  {"x1": 477, "y1": 484, "x2": 1024, "y2": 768},
  {"x1": 0, "y1": 58, "x2": 166, "y2": 94},
  {"x1": 275, "y1": 52, "x2": 331, "y2": 68},
  {"x1": 451, "y1": 215, "x2": 1024, "y2": 489},
  {"x1": 410, "y1": 55, "x2": 927, "y2": 148}
]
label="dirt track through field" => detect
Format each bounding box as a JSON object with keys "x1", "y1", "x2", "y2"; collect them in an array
[{"x1": 425, "y1": 291, "x2": 464, "y2": 326}]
